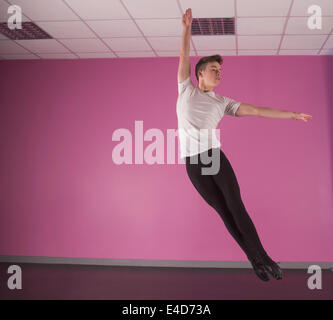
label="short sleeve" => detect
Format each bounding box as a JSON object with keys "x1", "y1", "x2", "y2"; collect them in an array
[
  {"x1": 224, "y1": 96, "x2": 241, "y2": 117},
  {"x1": 178, "y1": 76, "x2": 195, "y2": 95}
]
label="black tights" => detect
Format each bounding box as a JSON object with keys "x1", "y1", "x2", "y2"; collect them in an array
[{"x1": 185, "y1": 147, "x2": 269, "y2": 261}]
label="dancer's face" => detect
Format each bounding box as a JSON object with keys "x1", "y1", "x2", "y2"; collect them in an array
[{"x1": 199, "y1": 62, "x2": 221, "y2": 86}]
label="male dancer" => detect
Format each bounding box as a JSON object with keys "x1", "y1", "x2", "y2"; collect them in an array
[{"x1": 177, "y1": 8, "x2": 312, "y2": 281}]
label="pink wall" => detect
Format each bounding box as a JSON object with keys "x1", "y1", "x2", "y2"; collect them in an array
[{"x1": 0, "y1": 55, "x2": 332, "y2": 262}]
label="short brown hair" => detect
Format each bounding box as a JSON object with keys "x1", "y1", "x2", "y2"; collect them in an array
[{"x1": 195, "y1": 54, "x2": 223, "y2": 82}]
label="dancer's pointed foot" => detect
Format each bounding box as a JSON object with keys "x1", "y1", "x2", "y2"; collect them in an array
[
  {"x1": 261, "y1": 254, "x2": 283, "y2": 280},
  {"x1": 249, "y1": 256, "x2": 270, "y2": 282}
]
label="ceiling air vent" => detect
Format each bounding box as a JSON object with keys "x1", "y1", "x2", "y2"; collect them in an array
[
  {"x1": 0, "y1": 21, "x2": 52, "y2": 40},
  {"x1": 191, "y1": 17, "x2": 235, "y2": 35}
]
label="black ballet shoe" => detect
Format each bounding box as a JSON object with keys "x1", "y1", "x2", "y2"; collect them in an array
[
  {"x1": 260, "y1": 254, "x2": 283, "y2": 280},
  {"x1": 249, "y1": 257, "x2": 270, "y2": 282}
]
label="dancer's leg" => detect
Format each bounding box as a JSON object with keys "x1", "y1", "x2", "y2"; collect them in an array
[
  {"x1": 185, "y1": 149, "x2": 261, "y2": 260},
  {"x1": 185, "y1": 149, "x2": 271, "y2": 281},
  {"x1": 210, "y1": 149, "x2": 269, "y2": 258},
  {"x1": 210, "y1": 149, "x2": 282, "y2": 279}
]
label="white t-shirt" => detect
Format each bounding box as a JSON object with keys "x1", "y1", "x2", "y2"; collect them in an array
[{"x1": 176, "y1": 76, "x2": 241, "y2": 158}]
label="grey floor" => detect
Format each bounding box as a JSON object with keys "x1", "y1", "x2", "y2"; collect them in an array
[{"x1": 0, "y1": 263, "x2": 332, "y2": 300}]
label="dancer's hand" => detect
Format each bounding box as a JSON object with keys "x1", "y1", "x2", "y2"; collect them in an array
[
  {"x1": 291, "y1": 112, "x2": 313, "y2": 122},
  {"x1": 182, "y1": 8, "x2": 193, "y2": 28}
]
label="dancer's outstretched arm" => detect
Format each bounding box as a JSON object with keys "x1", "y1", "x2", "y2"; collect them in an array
[{"x1": 236, "y1": 103, "x2": 313, "y2": 122}]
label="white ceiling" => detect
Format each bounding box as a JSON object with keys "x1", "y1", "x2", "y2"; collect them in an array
[{"x1": 0, "y1": 0, "x2": 332, "y2": 60}]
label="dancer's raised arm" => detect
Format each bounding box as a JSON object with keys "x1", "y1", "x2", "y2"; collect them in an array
[{"x1": 178, "y1": 8, "x2": 192, "y2": 83}]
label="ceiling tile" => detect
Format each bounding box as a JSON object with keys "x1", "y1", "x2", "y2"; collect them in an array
[
  {"x1": 279, "y1": 49, "x2": 319, "y2": 55},
  {"x1": 323, "y1": 35, "x2": 333, "y2": 48},
  {"x1": 237, "y1": 0, "x2": 292, "y2": 17},
  {"x1": 121, "y1": 0, "x2": 180, "y2": 18},
  {"x1": 146, "y1": 36, "x2": 183, "y2": 51},
  {"x1": 286, "y1": 17, "x2": 333, "y2": 34},
  {"x1": 238, "y1": 35, "x2": 281, "y2": 49},
  {"x1": 197, "y1": 50, "x2": 236, "y2": 56},
  {"x1": 36, "y1": 21, "x2": 97, "y2": 38},
  {"x1": 179, "y1": 0, "x2": 235, "y2": 17},
  {"x1": 76, "y1": 52, "x2": 116, "y2": 58},
  {"x1": 0, "y1": 39, "x2": 31, "y2": 53},
  {"x1": 1, "y1": 53, "x2": 40, "y2": 59},
  {"x1": 58, "y1": 38, "x2": 110, "y2": 52},
  {"x1": 136, "y1": 19, "x2": 182, "y2": 36},
  {"x1": 237, "y1": 17, "x2": 285, "y2": 35},
  {"x1": 65, "y1": 0, "x2": 130, "y2": 20},
  {"x1": 10, "y1": 0, "x2": 79, "y2": 21},
  {"x1": 320, "y1": 49, "x2": 333, "y2": 54},
  {"x1": 281, "y1": 35, "x2": 327, "y2": 49},
  {"x1": 156, "y1": 50, "x2": 196, "y2": 56},
  {"x1": 290, "y1": 0, "x2": 333, "y2": 16},
  {"x1": 103, "y1": 37, "x2": 151, "y2": 51},
  {"x1": 38, "y1": 53, "x2": 78, "y2": 59},
  {"x1": 238, "y1": 50, "x2": 277, "y2": 55},
  {"x1": 14, "y1": 39, "x2": 70, "y2": 53},
  {"x1": 192, "y1": 35, "x2": 236, "y2": 50},
  {"x1": 86, "y1": 20, "x2": 142, "y2": 37},
  {"x1": 115, "y1": 51, "x2": 155, "y2": 57}
]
